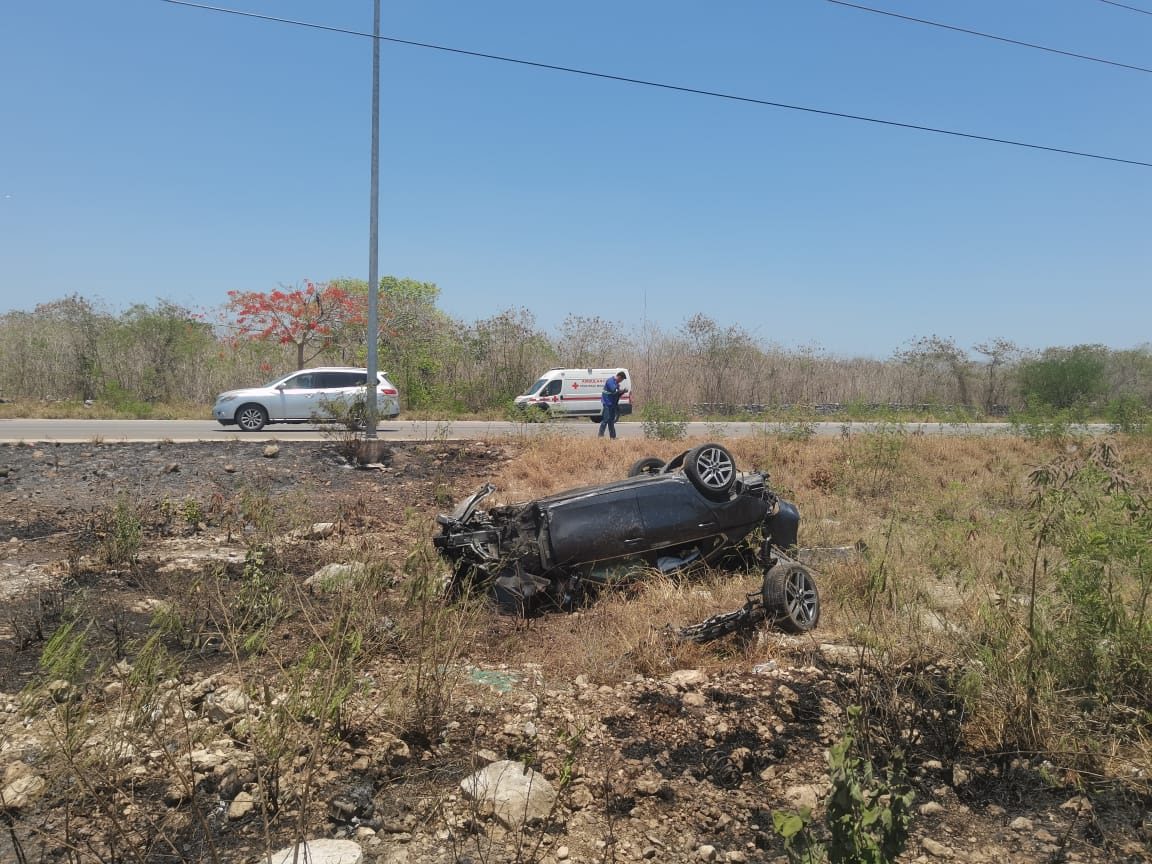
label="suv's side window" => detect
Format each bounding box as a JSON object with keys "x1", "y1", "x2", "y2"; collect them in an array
[
  {"x1": 283, "y1": 374, "x2": 314, "y2": 389},
  {"x1": 317, "y1": 372, "x2": 367, "y2": 389}
]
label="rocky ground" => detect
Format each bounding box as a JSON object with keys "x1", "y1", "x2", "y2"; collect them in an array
[{"x1": 0, "y1": 438, "x2": 1148, "y2": 864}]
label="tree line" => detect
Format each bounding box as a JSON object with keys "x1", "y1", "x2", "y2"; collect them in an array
[{"x1": 2, "y1": 282, "x2": 1150, "y2": 420}]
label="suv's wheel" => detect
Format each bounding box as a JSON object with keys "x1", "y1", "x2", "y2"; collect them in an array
[
  {"x1": 348, "y1": 404, "x2": 369, "y2": 431},
  {"x1": 236, "y1": 404, "x2": 268, "y2": 432},
  {"x1": 628, "y1": 457, "x2": 666, "y2": 477},
  {"x1": 684, "y1": 443, "x2": 736, "y2": 500},
  {"x1": 763, "y1": 562, "x2": 820, "y2": 633}
]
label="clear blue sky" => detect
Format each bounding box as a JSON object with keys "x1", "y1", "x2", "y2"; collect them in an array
[{"x1": 2, "y1": 0, "x2": 1149, "y2": 358}]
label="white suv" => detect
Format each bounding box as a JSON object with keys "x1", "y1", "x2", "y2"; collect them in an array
[{"x1": 213, "y1": 367, "x2": 401, "y2": 432}]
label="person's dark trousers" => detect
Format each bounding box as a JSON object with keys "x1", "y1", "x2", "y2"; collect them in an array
[{"x1": 598, "y1": 404, "x2": 619, "y2": 438}]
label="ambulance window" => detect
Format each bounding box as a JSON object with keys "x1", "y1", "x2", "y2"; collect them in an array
[
  {"x1": 544, "y1": 380, "x2": 562, "y2": 396},
  {"x1": 524, "y1": 378, "x2": 548, "y2": 396}
]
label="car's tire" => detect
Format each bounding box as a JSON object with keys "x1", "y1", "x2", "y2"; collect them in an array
[
  {"x1": 763, "y1": 562, "x2": 820, "y2": 633},
  {"x1": 590, "y1": 415, "x2": 602, "y2": 424},
  {"x1": 348, "y1": 403, "x2": 370, "y2": 431},
  {"x1": 628, "y1": 457, "x2": 666, "y2": 477},
  {"x1": 235, "y1": 404, "x2": 268, "y2": 432},
  {"x1": 684, "y1": 443, "x2": 736, "y2": 501}
]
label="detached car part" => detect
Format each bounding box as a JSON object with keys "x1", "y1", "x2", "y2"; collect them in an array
[{"x1": 433, "y1": 442, "x2": 820, "y2": 636}]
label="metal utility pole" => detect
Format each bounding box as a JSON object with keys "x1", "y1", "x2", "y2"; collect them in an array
[{"x1": 365, "y1": 0, "x2": 381, "y2": 439}]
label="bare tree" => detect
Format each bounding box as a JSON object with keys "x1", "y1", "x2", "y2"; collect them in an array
[
  {"x1": 895, "y1": 335, "x2": 973, "y2": 407},
  {"x1": 973, "y1": 338, "x2": 1022, "y2": 413},
  {"x1": 554, "y1": 314, "x2": 627, "y2": 368}
]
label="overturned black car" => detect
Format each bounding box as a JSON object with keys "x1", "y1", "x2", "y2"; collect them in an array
[{"x1": 433, "y1": 442, "x2": 820, "y2": 635}]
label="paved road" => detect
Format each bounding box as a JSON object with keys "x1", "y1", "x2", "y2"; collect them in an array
[{"x1": 0, "y1": 417, "x2": 1113, "y2": 443}]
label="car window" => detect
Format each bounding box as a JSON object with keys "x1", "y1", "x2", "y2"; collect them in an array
[
  {"x1": 523, "y1": 378, "x2": 548, "y2": 396},
  {"x1": 317, "y1": 372, "x2": 366, "y2": 389},
  {"x1": 544, "y1": 380, "x2": 562, "y2": 396},
  {"x1": 282, "y1": 374, "x2": 315, "y2": 389}
]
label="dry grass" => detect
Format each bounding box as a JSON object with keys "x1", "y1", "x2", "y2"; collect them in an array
[
  {"x1": 0, "y1": 399, "x2": 202, "y2": 420},
  {"x1": 471, "y1": 431, "x2": 1152, "y2": 771}
]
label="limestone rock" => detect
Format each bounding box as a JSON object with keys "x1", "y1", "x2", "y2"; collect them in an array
[
  {"x1": 305, "y1": 562, "x2": 366, "y2": 593},
  {"x1": 0, "y1": 774, "x2": 45, "y2": 809},
  {"x1": 460, "y1": 759, "x2": 558, "y2": 829},
  {"x1": 267, "y1": 839, "x2": 363, "y2": 864}
]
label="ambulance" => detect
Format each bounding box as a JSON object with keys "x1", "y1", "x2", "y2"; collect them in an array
[{"x1": 514, "y1": 368, "x2": 633, "y2": 422}]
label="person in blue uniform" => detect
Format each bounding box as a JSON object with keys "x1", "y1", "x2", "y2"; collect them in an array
[{"x1": 598, "y1": 371, "x2": 628, "y2": 439}]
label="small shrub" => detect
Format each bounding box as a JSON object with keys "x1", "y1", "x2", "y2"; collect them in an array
[
  {"x1": 232, "y1": 547, "x2": 285, "y2": 651},
  {"x1": 503, "y1": 399, "x2": 553, "y2": 424},
  {"x1": 99, "y1": 382, "x2": 154, "y2": 419},
  {"x1": 100, "y1": 498, "x2": 144, "y2": 566},
  {"x1": 314, "y1": 399, "x2": 370, "y2": 461},
  {"x1": 1105, "y1": 396, "x2": 1149, "y2": 434},
  {"x1": 1009, "y1": 397, "x2": 1075, "y2": 441},
  {"x1": 238, "y1": 486, "x2": 277, "y2": 545},
  {"x1": 640, "y1": 401, "x2": 688, "y2": 441},
  {"x1": 771, "y1": 406, "x2": 819, "y2": 441},
  {"x1": 389, "y1": 530, "x2": 478, "y2": 747},
  {"x1": 839, "y1": 426, "x2": 907, "y2": 498},
  {"x1": 1024, "y1": 443, "x2": 1152, "y2": 732},
  {"x1": 180, "y1": 497, "x2": 205, "y2": 530},
  {"x1": 773, "y1": 707, "x2": 915, "y2": 864}
]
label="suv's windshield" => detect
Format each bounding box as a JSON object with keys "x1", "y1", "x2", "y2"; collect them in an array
[{"x1": 523, "y1": 378, "x2": 548, "y2": 396}]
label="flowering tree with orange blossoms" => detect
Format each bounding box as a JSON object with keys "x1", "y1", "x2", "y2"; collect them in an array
[{"x1": 224, "y1": 281, "x2": 367, "y2": 370}]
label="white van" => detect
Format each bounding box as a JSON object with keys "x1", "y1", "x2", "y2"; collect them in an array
[{"x1": 514, "y1": 368, "x2": 633, "y2": 422}]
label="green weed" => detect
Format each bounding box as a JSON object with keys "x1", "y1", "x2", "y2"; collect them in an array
[
  {"x1": 773, "y1": 707, "x2": 915, "y2": 864},
  {"x1": 100, "y1": 497, "x2": 144, "y2": 566}
]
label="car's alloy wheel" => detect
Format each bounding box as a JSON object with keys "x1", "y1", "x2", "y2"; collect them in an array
[
  {"x1": 763, "y1": 562, "x2": 820, "y2": 633},
  {"x1": 236, "y1": 404, "x2": 268, "y2": 432},
  {"x1": 685, "y1": 443, "x2": 736, "y2": 500}
]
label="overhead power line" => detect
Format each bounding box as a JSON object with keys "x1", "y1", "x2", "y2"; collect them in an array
[
  {"x1": 160, "y1": 0, "x2": 1152, "y2": 169},
  {"x1": 824, "y1": 0, "x2": 1152, "y2": 74},
  {"x1": 1098, "y1": 0, "x2": 1152, "y2": 15}
]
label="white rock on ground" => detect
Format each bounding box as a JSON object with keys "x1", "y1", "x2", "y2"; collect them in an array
[
  {"x1": 460, "y1": 759, "x2": 558, "y2": 829},
  {"x1": 266, "y1": 838, "x2": 363, "y2": 864},
  {"x1": 305, "y1": 562, "x2": 367, "y2": 593}
]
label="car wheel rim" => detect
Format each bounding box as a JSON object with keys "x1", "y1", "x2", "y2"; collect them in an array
[
  {"x1": 785, "y1": 569, "x2": 818, "y2": 627},
  {"x1": 239, "y1": 409, "x2": 263, "y2": 430},
  {"x1": 695, "y1": 446, "x2": 734, "y2": 490}
]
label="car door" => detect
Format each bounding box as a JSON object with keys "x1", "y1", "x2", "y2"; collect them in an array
[
  {"x1": 316, "y1": 371, "x2": 367, "y2": 417},
  {"x1": 540, "y1": 378, "x2": 565, "y2": 414},
  {"x1": 275, "y1": 371, "x2": 322, "y2": 420},
  {"x1": 633, "y1": 477, "x2": 721, "y2": 550},
  {"x1": 538, "y1": 486, "x2": 645, "y2": 567}
]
